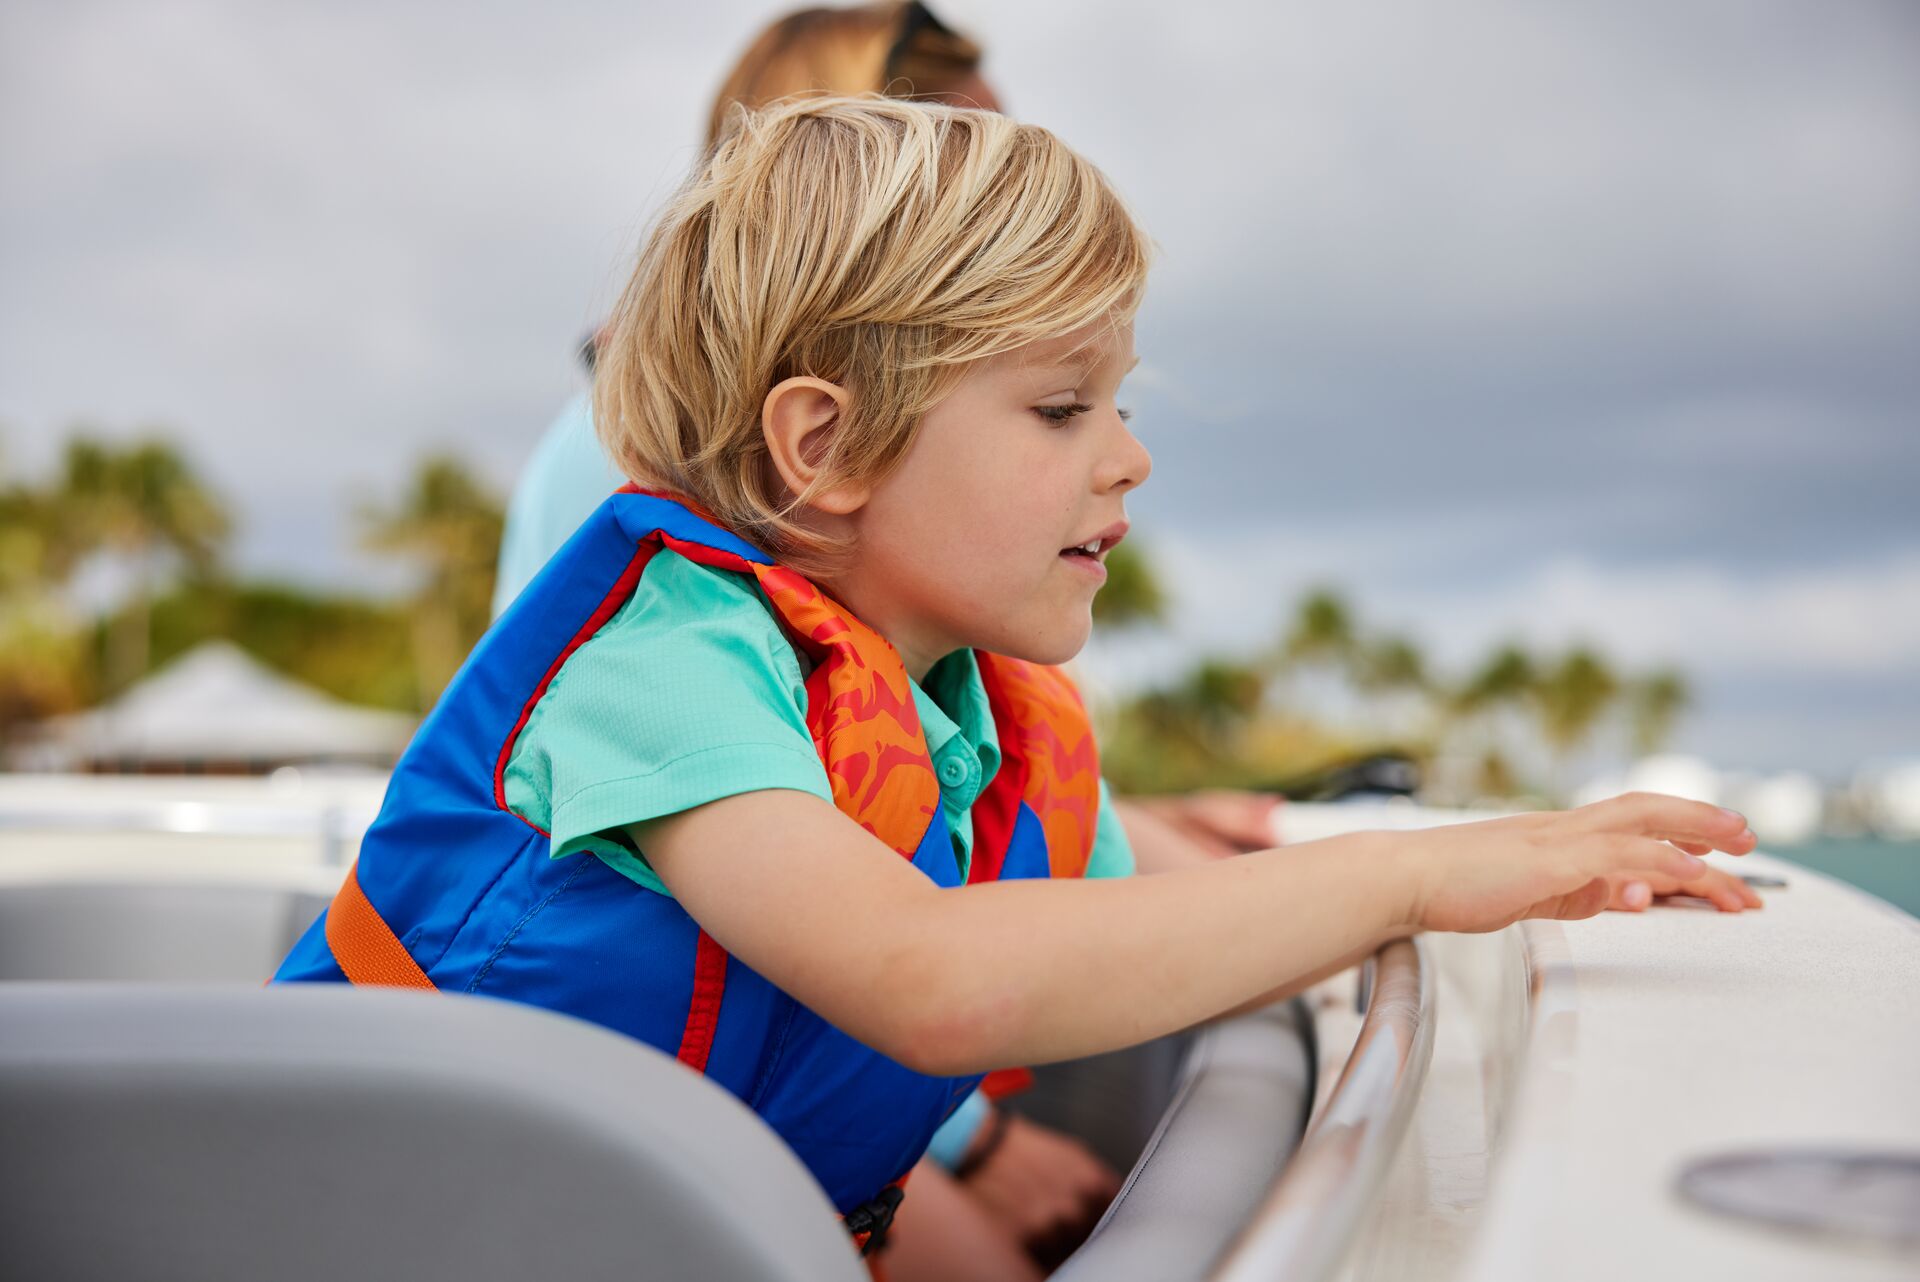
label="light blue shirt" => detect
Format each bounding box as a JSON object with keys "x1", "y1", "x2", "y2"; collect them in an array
[{"x1": 492, "y1": 392, "x2": 624, "y2": 619}]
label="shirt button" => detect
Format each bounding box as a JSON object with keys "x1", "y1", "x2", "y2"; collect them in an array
[{"x1": 937, "y1": 757, "x2": 968, "y2": 787}]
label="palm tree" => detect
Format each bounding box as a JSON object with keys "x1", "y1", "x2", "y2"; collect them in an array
[
  {"x1": 1352, "y1": 633, "x2": 1430, "y2": 738},
  {"x1": 1625, "y1": 668, "x2": 1690, "y2": 757},
  {"x1": 1090, "y1": 538, "x2": 1166, "y2": 628},
  {"x1": 1452, "y1": 644, "x2": 1535, "y2": 718},
  {"x1": 360, "y1": 455, "x2": 504, "y2": 707},
  {"x1": 1532, "y1": 647, "x2": 1620, "y2": 798},
  {"x1": 1281, "y1": 588, "x2": 1357, "y2": 669},
  {"x1": 1179, "y1": 657, "x2": 1266, "y2": 736},
  {"x1": 1437, "y1": 644, "x2": 1538, "y2": 799},
  {"x1": 58, "y1": 436, "x2": 230, "y2": 691}
]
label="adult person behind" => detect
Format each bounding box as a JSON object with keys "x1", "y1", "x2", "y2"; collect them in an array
[{"x1": 492, "y1": 2, "x2": 998, "y2": 621}]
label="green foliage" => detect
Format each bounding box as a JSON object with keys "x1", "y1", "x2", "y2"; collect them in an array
[
  {"x1": 3, "y1": 425, "x2": 1696, "y2": 802},
  {"x1": 0, "y1": 429, "x2": 482, "y2": 740},
  {"x1": 1090, "y1": 538, "x2": 1166, "y2": 628},
  {"x1": 59, "y1": 436, "x2": 229, "y2": 572},
  {"x1": 1096, "y1": 570, "x2": 1690, "y2": 802},
  {"x1": 1282, "y1": 587, "x2": 1356, "y2": 666},
  {"x1": 1626, "y1": 668, "x2": 1690, "y2": 757},
  {"x1": 123, "y1": 581, "x2": 420, "y2": 711},
  {"x1": 1532, "y1": 647, "x2": 1619, "y2": 755},
  {"x1": 358, "y1": 454, "x2": 505, "y2": 706},
  {"x1": 1454, "y1": 644, "x2": 1535, "y2": 715},
  {"x1": 1353, "y1": 634, "x2": 1427, "y2": 695}
]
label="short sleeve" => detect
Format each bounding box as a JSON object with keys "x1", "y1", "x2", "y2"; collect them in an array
[
  {"x1": 1082, "y1": 777, "x2": 1136, "y2": 879},
  {"x1": 501, "y1": 550, "x2": 833, "y2": 897}
]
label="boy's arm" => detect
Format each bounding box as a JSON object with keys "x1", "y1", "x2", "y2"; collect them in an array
[{"x1": 632, "y1": 790, "x2": 1751, "y2": 1077}]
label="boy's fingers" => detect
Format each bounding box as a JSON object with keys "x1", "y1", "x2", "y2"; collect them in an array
[
  {"x1": 1596, "y1": 834, "x2": 1707, "y2": 882},
  {"x1": 1554, "y1": 877, "x2": 1612, "y2": 920},
  {"x1": 1580, "y1": 792, "x2": 1753, "y2": 852},
  {"x1": 1608, "y1": 878, "x2": 1653, "y2": 911}
]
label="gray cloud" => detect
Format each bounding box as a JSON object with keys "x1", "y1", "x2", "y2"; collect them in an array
[{"x1": 2, "y1": 0, "x2": 1915, "y2": 774}]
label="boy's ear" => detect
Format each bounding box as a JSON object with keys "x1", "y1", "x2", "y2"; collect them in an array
[{"x1": 761, "y1": 376, "x2": 869, "y2": 515}]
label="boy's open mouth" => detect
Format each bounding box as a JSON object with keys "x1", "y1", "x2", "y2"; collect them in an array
[{"x1": 1060, "y1": 521, "x2": 1128, "y2": 563}]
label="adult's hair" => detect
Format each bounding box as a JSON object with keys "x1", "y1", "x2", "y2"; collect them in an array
[
  {"x1": 704, "y1": 2, "x2": 988, "y2": 147},
  {"x1": 594, "y1": 96, "x2": 1151, "y2": 576}
]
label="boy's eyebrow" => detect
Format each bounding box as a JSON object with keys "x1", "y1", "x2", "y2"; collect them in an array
[{"x1": 1043, "y1": 352, "x2": 1142, "y2": 376}]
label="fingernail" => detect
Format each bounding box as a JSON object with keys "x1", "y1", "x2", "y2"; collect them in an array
[
  {"x1": 1626, "y1": 882, "x2": 1651, "y2": 908},
  {"x1": 1718, "y1": 807, "x2": 1746, "y2": 824},
  {"x1": 1739, "y1": 827, "x2": 1756, "y2": 845},
  {"x1": 1682, "y1": 853, "x2": 1707, "y2": 873}
]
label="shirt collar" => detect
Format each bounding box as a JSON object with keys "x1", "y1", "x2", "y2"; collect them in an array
[{"x1": 911, "y1": 648, "x2": 1001, "y2": 802}]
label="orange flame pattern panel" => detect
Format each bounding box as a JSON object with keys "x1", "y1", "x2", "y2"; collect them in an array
[
  {"x1": 752, "y1": 563, "x2": 940, "y2": 860},
  {"x1": 975, "y1": 654, "x2": 1100, "y2": 878}
]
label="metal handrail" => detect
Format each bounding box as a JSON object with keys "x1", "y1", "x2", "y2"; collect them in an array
[{"x1": 1206, "y1": 936, "x2": 1437, "y2": 1282}]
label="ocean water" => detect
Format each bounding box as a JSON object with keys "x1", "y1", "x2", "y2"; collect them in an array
[{"x1": 1765, "y1": 836, "x2": 1920, "y2": 919}]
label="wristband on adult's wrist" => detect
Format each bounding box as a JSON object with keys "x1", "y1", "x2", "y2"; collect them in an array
[{"x1": 952, "y1": 1105, "x2": 1012, "y2": 1181}]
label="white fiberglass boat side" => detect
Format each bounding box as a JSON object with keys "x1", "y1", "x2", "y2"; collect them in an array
[{"x1": 1275, "y1": 801, "x2": 1920, "y2": 1282}]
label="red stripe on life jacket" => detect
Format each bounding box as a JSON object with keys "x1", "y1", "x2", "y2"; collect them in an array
[
  {"x1": 490, "y1": 537, "x2": 663, "y2": 831},
  {"x1": 675, "y1": 929, "x2": 730, "y2": 1072}
]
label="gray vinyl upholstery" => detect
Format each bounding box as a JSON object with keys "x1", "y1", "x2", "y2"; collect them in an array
[
  {"x1": 1008, "y1": 1026, "x2": 1197, "y2": 1175},
  {"x1": 1051, "y1": 999, "x2": 1317, "y2": 1282},
  {"x1": 0, "y1": 984, "x2": 868, "y2": 1282},
  {"x1": 0, "y1": 872, "x2": 1320, "y2": 1281},
  {"x1": 0, "y1": 876, "x2": 331, "y2": 981}
]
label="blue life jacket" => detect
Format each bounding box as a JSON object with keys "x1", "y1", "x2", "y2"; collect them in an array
[{"x1": 274, "y1": 491, "x2": 1104, "y2": 1214}]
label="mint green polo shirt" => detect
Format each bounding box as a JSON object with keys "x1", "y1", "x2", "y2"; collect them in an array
[{"x1": 501, "y1": 547, "x2": 1135, "y2": 893}]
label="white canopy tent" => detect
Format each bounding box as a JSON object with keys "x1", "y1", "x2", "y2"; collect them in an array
[{"x1": 21, "y1": 642, "x2": 416, "y2": 773}]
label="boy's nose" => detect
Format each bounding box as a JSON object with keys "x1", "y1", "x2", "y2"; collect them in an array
[{"x1": 1098, "y1": 419, "x2": 1152, "y2": 494}]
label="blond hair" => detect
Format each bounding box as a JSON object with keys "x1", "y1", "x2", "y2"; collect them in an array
[
  {"x1": 704, "y1": 2, "x2": 986, "y2": 147},
  {"x1": 594, "y1": 95, "x2": 1152, "y2": 575}
]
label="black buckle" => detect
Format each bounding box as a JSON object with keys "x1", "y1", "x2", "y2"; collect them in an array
[{"x1": 843, "y1": 1184, "x2": 906, "y2": 1257}]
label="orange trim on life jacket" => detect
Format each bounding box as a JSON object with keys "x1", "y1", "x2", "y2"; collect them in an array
[
  {"x1": 325, "y1": 862, "x2": 435, "y2": 990},
  {"x1": 752, "y1": 562, "x2": 941, "y2": 861},
  {"x1": 974, "y1": 654, "x2": 1101, "y2": 879}
]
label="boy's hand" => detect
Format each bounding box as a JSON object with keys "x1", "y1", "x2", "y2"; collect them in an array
[
  {"x1": 1397, "y1": 793, "x2": 1757, "y2": 934},
  {"x1": 959, "y1": 1112, "x2": 1120, "y2": 1261},
  {"x1": 1607, "y1": 862, "x2": 1763, "y2": 912}
]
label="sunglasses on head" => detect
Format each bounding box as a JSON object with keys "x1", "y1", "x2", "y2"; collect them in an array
[{"x1": 884, "y1": 0, "x2": 958, "y2": 86}]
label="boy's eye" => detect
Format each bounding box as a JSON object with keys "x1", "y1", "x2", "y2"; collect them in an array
[{"x1": 1035, "y1": 401, "x2": 1092, "y2": 424}]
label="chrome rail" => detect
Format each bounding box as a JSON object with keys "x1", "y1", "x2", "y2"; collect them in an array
[{"x1": 1206, "y1": 936, "x2": 1437, "y2": 1282}]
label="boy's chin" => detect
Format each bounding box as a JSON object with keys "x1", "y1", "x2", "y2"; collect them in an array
[{"x1": 988, "y1": 616, "x2": 1091, "y2": 668}]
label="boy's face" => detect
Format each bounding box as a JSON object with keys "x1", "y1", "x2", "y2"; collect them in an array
[{"x1": 833, "y1": 319, "x2": 1150, "y2": 679}]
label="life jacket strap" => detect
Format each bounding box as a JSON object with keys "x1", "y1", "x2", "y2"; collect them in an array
[
  {"x1": 325, "y1": 862, "x2": 435, "y2": 990},
  {"x1": 844, "y1": 1175, "x2": 909, "y2": 1259}
]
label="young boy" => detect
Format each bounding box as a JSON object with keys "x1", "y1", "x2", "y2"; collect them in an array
[{"x1": 276, "y1": 96, "x2": 1754, "y2": 1275}]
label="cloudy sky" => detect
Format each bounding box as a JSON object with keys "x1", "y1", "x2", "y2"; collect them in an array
[{"x1": 3, "y1": 0, "x2": 1916, "y2": 778}]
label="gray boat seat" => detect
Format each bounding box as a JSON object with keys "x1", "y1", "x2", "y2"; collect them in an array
[
  {"x1": 0, "y1": 871, "x2": 1320, "y2": 1282},
  {"x1": 0, "y1": 983, "x2": 869, "y2": 1282},
  {"x1": 0, "y1": 871, "x2": 334, "y2": 981},
  {"x1": 1050, "y1": 999, "x2": 1316, "y2": 1282}
]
